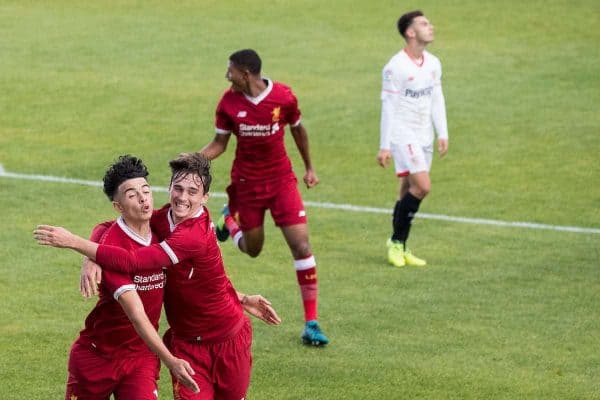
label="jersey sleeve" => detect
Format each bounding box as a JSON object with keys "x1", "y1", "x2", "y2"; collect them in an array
[
  {"x1": 90, "y1": 220, "x2": 114, "y2": 242},
  {"x1": 431, "y1": 61, "x2": 448, "y2": 139},
  {"x1": 215, "y1": 95, "x2": 234, "y2": 134},
  {"x1": 380, "y1": 63, "x2": 400, "y2": 150},
  {"x1": 96, "y1": 242, "x2": 173, "y2": 274},
  {"x1": 102, "y1": 269, "x2": 136, "y2": 300},
  {"x1": 284, "y1": 88, "x2": 302, "y2": 127},
  {"x1": 157, "y1": 225, "x2": 204, "y2": 265},
  {"x1": 96, "y1": 224, "x2": 202, "y2": 274}
]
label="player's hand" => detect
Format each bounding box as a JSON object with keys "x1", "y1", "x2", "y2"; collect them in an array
[
  {"x1": 303, "y1": 168, "x2": 320, "y2": 189},
  {"x1": 166, "y1": 357, "x2": 199, "y2": 393},
  {"x1": 377, "y1": 149, "x2": 391, "y2": 167},
  {"x1": 242, "y1": 295, "x2": 282, "y2": 325},
  {"x1": 438, "y1": 138, "x2": 449, "y2": 157},
  {"x1": 80, "y1": 257, "x2": 103, "y2": 298},
  {"x1": 33, "y1": 225, "x2": 75, "y2": 248}
]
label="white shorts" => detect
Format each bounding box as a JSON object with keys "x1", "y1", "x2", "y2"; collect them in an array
[{"x1": 391, "y1": 142, "x2": 433, "y2": 177}]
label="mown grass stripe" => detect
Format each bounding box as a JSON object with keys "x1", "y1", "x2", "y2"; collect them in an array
[{"x1": 2, "y1": 165, "x2": 598, "y2": 235}]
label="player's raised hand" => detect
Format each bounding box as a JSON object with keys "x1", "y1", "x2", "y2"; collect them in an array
[
  {"x1": 80, "y1": 257, "x2": 102, "y2": 298},
  {"x1": 166, "y1": 357, "x2": 200, "y2": 393},
  {"x1": 377, "y1": 149, "x2": 391, "y2": 167},
  {"x1": 242, "y1": 294, "x2": 282, "y2": 325},
  {"x1": 303, "y1": 168, "x2": 319, "y2": 189},
  {"x1": 33, "y1": 225, "x2": 76, "y2": 248}
]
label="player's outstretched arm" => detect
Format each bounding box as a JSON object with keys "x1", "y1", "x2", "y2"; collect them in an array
[
  {"x1": 239, "y1": 293, "x2": 282, "y2": 325},
  {"x1": 118, "y1": 291, "x2": 200, "y2": 394},
  {"x1": 35, "y1": 222, "x2": 174, "y2": 275},
  {"x1": 34, "y1": 225, "x2": 99, "y2": 259}
]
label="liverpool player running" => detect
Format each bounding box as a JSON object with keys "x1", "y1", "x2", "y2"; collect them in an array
[
  {"x1": 35, "y1": 153, "x2": 281, "y2": 400},
  {"x1": 377, "y1": 11, "x2": 449, "y2": 267},
  {"x1": 200, "y1": 49, "x2": 329, "y2": 346},
  {"x1": 37, "y1": 155, "x2": 199, "y2": 399}
]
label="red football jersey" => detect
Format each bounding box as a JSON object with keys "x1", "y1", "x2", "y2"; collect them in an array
[
  {"x1": 215, "y1": 79, "x2": 302, "y2": 182},
  {"x1": 76, "y1": 217, "x2": 165, "y2": 357},
  {"x1": 96, "y1": 205, "x2": 245, "y2": 342}
]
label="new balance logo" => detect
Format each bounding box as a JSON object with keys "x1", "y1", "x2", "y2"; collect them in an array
[{"x1": 237, "y1": 111, "x2": 247, "y2": 118}]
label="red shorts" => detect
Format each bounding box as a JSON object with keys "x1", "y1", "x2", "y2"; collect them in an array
[
  {"x1": 165, "y1": 317, "x2": 253, "y2": 400},
  {"x1": 65, "y1": 342, "x2": 160, "y2": 400},
  {"x1": 227, "y1": 176, "x2": 307, "y2": 231}
]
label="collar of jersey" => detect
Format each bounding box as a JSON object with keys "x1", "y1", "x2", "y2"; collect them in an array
[
  {"x1": 243, "y1": 78, "x2": 273, "y2": 105},
  {"x1": 167, "y1": 206, "x2": 205, "y2": 232},
  {"x1": 116, "y1": 216, "x2": 153, "y2": 246}
]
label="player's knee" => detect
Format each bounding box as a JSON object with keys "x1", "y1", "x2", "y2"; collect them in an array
[
  {"x1": 245, "y1": 245, "x2": 263, "y2": 258},
  {"x1": 413, "y1": 184, "x2": 430, "y2": 199},
  {"x1": 291, "y1": 241, "x2": 311, "y2": 259}
]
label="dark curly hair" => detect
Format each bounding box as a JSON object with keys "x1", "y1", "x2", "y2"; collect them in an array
[
  {"x1": 169, "y1": 152, "x2": 212, "y2": 193},
  {"x1": 397, "y1": 10, "x2": 424, "y2": 39},
  {"x1": 103, "y1": 155, "x2": 149, "y2": 200}
]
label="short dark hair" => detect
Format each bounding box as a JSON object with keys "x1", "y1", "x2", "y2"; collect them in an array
[
  {"x1": 397, "y1": 10, "x2": 424, "y2": 39},
  {"x1": 103, "y1": 155, "x2": 149, "y2": 200},
  {"x1": 169, "y1": 152, "x2": 212, "y2": 193},
  {"x1": 229, "y1": 49, "x2": 262, "y2": 75}
]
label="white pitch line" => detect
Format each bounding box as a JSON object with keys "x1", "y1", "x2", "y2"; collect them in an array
[{"x1": 1, "y1": 165, "x2": 599, "y2": 235}]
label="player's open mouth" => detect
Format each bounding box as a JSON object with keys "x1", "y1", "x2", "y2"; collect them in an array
[{"x1": 174, "y1": 202, "x2": 189, "y2": 210}]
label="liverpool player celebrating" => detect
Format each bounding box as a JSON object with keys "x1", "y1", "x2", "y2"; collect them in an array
[
  {"x1": 200, "y1": 49, "x2": 329, "y2": 346},
  {"x1": 377, "y1": 11, "x2": 449, "y2": 267},
  {"x1": 35, "y1": 153, "x2": 281, "y2": 400},
  {"x1": 37, "y1": 155, "x2": 199, "y2": 399}
]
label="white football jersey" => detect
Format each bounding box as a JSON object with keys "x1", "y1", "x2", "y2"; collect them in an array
[{"x1": 380, "y1": 48, "x2": 448, "y2": 148}]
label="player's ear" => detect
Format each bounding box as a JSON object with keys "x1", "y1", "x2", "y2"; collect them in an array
[
  {"x1": 112, "y1": 200, "x2": 123, "y2": 213},
  {"x1": 243, "y1": 68, "x2": 252, "y2": 81}
]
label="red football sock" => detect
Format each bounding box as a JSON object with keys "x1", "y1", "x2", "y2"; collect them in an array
[
  {"x1": 223, "y1": 214, "x2": 244, "y2": 250},
  {"x1": 294, "y1": 256, "x2": 318, "y2": 322},
  {"x1": 224, "y1": 215, "x2": 241, "y2": 237}
]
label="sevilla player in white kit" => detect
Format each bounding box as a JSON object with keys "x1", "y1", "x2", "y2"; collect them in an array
[
  {"x1": 377, "y1": 10, "x2": 449, "y2": 268},
  {"x1": 200, "y1": 49, "x2": 329, "y2": 346}
]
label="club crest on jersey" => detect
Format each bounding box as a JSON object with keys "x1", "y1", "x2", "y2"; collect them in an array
[
  {"x1": 237, "y1": 110, "x2": 247, "y2": 118},
  {"x1": 271, "y1": 106, "x2": 281, "y2": 122},
  {"x1": 383, "y1": 69, "x2": 393, "y2": 81}
]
